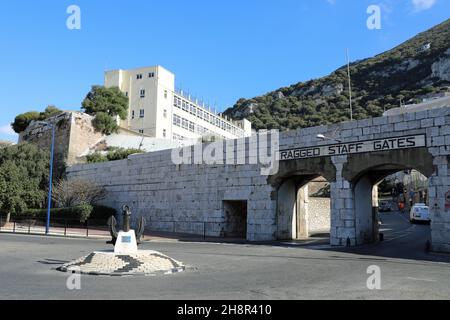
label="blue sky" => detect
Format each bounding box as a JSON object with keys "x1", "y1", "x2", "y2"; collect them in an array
[{"x1": 0, "y1": 0, "x2": 448, "y2": 141}]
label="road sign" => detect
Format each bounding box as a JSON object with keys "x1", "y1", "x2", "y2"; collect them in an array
[{"x1": 279, "y1": 134, "x2": 426, "y2": 161}]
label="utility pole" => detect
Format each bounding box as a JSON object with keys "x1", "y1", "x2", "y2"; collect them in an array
[
  {"x1": 346, "y1": 48, "x2": 353, "y2": 121},
  {"x1": 36, "y1": 121, "x2": 55, "y2": 235}
]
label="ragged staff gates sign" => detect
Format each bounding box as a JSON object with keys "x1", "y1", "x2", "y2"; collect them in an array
[{"x1": 279, "y1": 135, "x2": 427, "y2": 161}]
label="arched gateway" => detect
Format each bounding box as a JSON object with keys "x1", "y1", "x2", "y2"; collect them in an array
[
  {"x1": 67, "y1": 105, "x2": 450, "y2": 253},
  {"x1": 271, "y1": 110, "x2": 449, "y2": 251}
]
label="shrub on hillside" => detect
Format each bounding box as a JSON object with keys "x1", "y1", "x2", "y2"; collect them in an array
[{"x1": 86, "y1": 148, "x2": 144, "y2": 163}]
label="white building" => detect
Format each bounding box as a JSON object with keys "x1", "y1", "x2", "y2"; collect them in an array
[{"x1": 104, "y1": 66, "x2": 252, "y2": 142}]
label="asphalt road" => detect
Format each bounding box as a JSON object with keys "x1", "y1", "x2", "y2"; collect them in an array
[{"x1": 0, "y1": 211, "x2": 449, "y2": 300}]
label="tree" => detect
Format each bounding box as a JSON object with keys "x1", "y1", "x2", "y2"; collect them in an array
[
  {"x1": 82, "y1": 86, "x2": 128, "y2": 135},
  {"x1": 40, "y1": 105, "x2": 63, "y2": 119},
  {"x1": 52, "y1": 178, "x2": 107, "y2": 208},
  {"x1": 82, "y1": 86, "x2": 128, "y2": 120},
  {"x1": 11, "y1": 111, "x2": 40, "y2": 133},
  {"x1": 92, "y1": 112, "x2": 119, "y2": 135},
  {"x1": 0, "y1": 143, "x2": 49, "y2": 222},
  {"x1": 11, "y1": 106, "x2": 63, "y2": 134}
]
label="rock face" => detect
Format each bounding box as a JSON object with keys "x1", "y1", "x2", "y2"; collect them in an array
[
  {"x1": 321, "y1": 83, "x2": 344, "y2": 97},
  {"x1": 432, "y1": 50, "x2": 450, "y2": 81}
]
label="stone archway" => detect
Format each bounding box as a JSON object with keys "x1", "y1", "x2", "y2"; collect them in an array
[
  {"x1": 268, "y1": 157, "x2": 336, "y2": 240},
  {"x1": 342, "y1": 147, "x2": 435, "y2": 245}
]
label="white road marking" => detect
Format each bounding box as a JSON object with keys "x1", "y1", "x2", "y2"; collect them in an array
[{"x1": 407, "y1": 277, "x2": 437, "y2": 282}]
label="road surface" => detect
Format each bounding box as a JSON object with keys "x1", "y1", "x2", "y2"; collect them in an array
[{"x1": 0, "y1": 211, "x2": 449, "y2": 300}]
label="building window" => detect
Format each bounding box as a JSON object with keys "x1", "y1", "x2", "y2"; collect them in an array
[
  {"x1": 182, "y1": 118, "x2": 188, "y2": 130},
  {"x1": 140, "y1": 89, "x2": 145, "y2": 98},
  {"x1": 125, "y1": 92, "x2": 129, "y2": 97},
  {"x1": 140, "y1": 109, "x2": 145, "y2": 118},
  {"x1": 137, "y1": 74, "x2": 143, "y2": 80},
  {"x1": 164, "y1": 90, "x2": 168, "y2": 99},
  {"x1": 163, "y1": 129, "x2": 167, "y2": 138},
  {"x1": 163, "y1": 109, "x2": 167, "y2": 118},
  {"x1": 189, "y1": 121, "x2": 195, "y2": 132},
  {"x1": 149, "y1": 72, "x2": 155, "y2": 78},
  {"x1": 173, "y1": 114, "x2": 181, "y2": 127},
  {"x1": 139, "y1": 129, "x2": 144, "y2": 134},
  {"x1": 132, "y1": 110, "x2": 135, "y2": 119}
]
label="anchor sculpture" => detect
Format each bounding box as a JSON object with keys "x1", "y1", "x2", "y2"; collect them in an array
[{"x1": 107, "y1": 205, "x2": 146, "y2": 254}]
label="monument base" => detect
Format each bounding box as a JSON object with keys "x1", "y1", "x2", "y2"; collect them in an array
[
  {"x1": 114, "y1": 230, "x2": 138, "y2": 254},
  {"x1": 58, "y1": 250, "x2": 186, "y2": 276}
]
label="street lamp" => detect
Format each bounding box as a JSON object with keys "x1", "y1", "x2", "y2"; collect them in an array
[
  {"x1": 36, "y1": 121, "x2": 55, "y2": 234},
  {"x1": 317, "y1": 134, "x2": 342, "y2": 143}
]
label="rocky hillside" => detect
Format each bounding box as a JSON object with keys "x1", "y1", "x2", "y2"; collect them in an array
[{"x1": 224, "y1": 19, "x2": 450, "y2": 130}]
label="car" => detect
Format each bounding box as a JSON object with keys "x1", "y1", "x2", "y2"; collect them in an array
[
  {"x1": 410, "y1": 203, "x2": 431, "y2": 223},
  {"x1": 378, "y1": 201, "x2": 392, "y2": 212}
]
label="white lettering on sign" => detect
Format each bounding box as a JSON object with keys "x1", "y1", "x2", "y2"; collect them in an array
[{"x1": 279, "y1": 135, "x2": 426, "y2": 161}]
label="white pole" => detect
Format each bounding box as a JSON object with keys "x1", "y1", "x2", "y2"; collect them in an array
[{"x1": 346, "y1": 48, "x2": 353, "y2": 121}]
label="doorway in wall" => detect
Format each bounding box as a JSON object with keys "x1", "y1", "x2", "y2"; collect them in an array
[{"x1": 223, "y1": 200, "x2": 248, "y2": 239}]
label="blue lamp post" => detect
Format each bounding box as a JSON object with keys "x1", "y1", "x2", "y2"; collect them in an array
[{"x1": 37, "y1": 121, "x2": 55, "y2": 234}]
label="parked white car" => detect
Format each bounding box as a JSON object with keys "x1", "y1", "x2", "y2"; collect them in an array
[{"x1": 410, "y1": 203, "x2": 431, "y2": 223}]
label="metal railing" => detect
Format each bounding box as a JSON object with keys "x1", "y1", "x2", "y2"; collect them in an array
[
  {"x1": 146, "y1": 219, "x2": 246, "y2": 239},
  {"x1": 0, "y1": 215, "x2": 246, "y2": 240},
  {"x1": 0, "y1": 215, "x2": 109, "y2": 238}
]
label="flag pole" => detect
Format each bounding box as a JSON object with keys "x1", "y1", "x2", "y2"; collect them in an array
[{"x1": 346, "y1": 48, "x2": 353, "y2": 121}]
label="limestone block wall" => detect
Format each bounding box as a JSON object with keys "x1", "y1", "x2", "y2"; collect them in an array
[
  {"x1": 67, "y1": 112, "x2": 103, "y2": 165},
  {"x1": 67, "y1": 105, "x2": 450, "y2": 251},
  {"x1": 308, "y1": 197, "x2": 331, "y2": 235},
  {"x1": 67, "y1": 146, "x2": 277, "y2": 241},
  {"x1": 307, "y1": 180, "x2": 331, "y2": 235}
]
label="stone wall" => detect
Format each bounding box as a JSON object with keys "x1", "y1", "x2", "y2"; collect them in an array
[
  {"x1": 68, "y1": 113, "x2": 103, "y2": 165},
  {"x1": 308, "y1": 197, "x2": 330, "y2": 235},
  {"x1": 67, "y1": 105, "x2": 450, "y2": 252},
  {"x1": 20, "y1": 112, "x2": 103, "y2": 177},
  {"x1": 67, "y1": 147, "x2": 275, "y2": 241}
]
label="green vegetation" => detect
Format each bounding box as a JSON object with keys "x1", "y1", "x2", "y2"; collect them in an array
[
  {"x1": 82, "y1": 86, "x2": 129, "y2": 135},
  {"x1": 22, "y1": 204, "x2": 93, "y2": 222},
  {"x1": 224, "y1": 19, "x2": 450, "y2": 131},
  {"x1": 21, "y1": 204, "x2": 117, "y2": 223},
  {"x1": 86, "y1": 147, "x2": 144, "y2": 163},
  {"x1": 11, "y1": 106, "x2": 63, "y2": 133},
  {"x1": 92, "y1": 112, "x2": 120, "y2": 135},
  {"x1": 0, "y1": 143, "x2": 49, "y2": 221}
]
